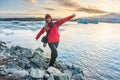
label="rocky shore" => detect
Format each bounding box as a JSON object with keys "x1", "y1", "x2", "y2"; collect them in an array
[{"x1": 0, "y1": 41, "x2": 84, "y2": 80}]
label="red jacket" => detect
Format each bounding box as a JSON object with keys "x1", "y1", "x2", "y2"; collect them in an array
[{"x1": 36, "y1": 15, "x2": 74, "y2": 43}]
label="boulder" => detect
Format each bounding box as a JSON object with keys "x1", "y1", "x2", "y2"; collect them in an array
[
  {"x1": 63, "y1": 65, "x2": 84, "y2": 80},
  {"x1": 31, "y1": 51, "x2": 46, "y2": 68},
  {"x1": 22, "y1": 49, "x2": 34, "y2": 58},
  {"x1": 0, "y1": 41, "x2": 7, "y2": 50},
  {"x1": 47, "y1": 67, "x2": 69, "y2": 80},
  {"x1": 35, "y1": 47, "x2": 44, "y2": 53},
  {"x1": 10, "y1": 46, "x2": 34, "y2": 58},
  {"x1": 17, "y1": 56, "x2": 30, "y2": 69},
  {"x1": 55, "y1": 61, "x2": 67, "y2": 71},
  {"x1": 30, "y1": 68, "x2": 45, "y2": 78},
  {"x1": 5, "y1": 68, "x2": 29, "y2": 77},
  {"x1": 73, "y1": 74, "x2": 84, "y2": 80},
  {"x1": 47, "y1": 67, "x2": 61, "y2": 75},
  {"x1": 10, "y1": 46, "x2": 22, "y2": 55},
  {"x1": 54, "y1": 74, "x2": 69, "y2": 80}
]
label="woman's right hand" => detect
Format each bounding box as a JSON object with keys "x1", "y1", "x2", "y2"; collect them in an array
[{"x1": 72, "y1": 13, "x2": 76, "y2": 17}]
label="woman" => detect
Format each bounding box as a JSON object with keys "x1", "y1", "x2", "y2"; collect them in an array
[{"x1": 36, "y1": 13, "x2": 76, "y2": 67}]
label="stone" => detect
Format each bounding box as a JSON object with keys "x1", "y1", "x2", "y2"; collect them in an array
[
  {"x1": 22, "y1": 49, "x2": 34, "y2": 58},
  {"x1": 31, "y1": 51, "x2": 46, "y2": 68},
  {"x1": 72, "y1": 74, "x2": 84, "y2": 80},
  {"x1": 17, "y1": 56, "x2": 30, "y2": 69},
  {"x1": 54, "y1": 74, "x2": 69, "y2": 80},
  {"x1": 10, "y1": 46, "x2": 34, "y2": 58},
  {"x1": 0, "y1": 70, "x2": 7, "y2": 75},
  {"x1": 43, "y1": 73, "x2": 50, "y2": 80},
  {"x1": 55, "y1": 61, "x2": 67, "y2": 71},
  {"x1": 47, "y1": 74, "x2": 54, "y2": 80},
  {"x1": 63, "y1": 70, "x2": 72, "y2": 77},
  {"x1": 47, "y1": 67, "x2": 61, "y2": 75},
  {"x1": 0, "y1": 41, "x2": 7, "y2": 50},
  {"x1": 5, "y1": 68, "x2": 29, "y2": 77},
  {"x1": 36, "y1": 47, "x2": 44, "y2": 53},
  {"x1": 30, "y1": 68, "x2": 45, "y2": 78},
  {"x1": 10, "y1": 46, "x2": 22, "y2": 55}
]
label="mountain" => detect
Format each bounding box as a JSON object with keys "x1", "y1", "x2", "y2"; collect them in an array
[{"x1": 77, "y1": 13, "x2": 120, "y2": 23}]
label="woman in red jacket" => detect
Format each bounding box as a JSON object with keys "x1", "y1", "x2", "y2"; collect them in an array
[{"x1": 36, "y1": 13, "x2": 76, "y2": 67}]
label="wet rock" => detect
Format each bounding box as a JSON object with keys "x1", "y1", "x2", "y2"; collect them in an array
[
  {"x1": 22, "y1": 49, "x2": 34, "y2": 58},
  {"x1": 47, "y1": 67, "x2": 69, "y2": 80},
  {"x1": 10, "y1": 46, "x2": 34, "y2": 58},
  {"x1": 0, "y1": 65, "x2": 7, "y2": 75},
  {"x1": 0, "y1": 41, "x2": 7, "y2": 50},
  {"x1": 47, "y1": 67, "x2": 61, "y2": 75},
  {"x1": 5, "y1": 68, "x2": 29, "y2": 77},
  {"x1": 10, "y1": 46, "x2": 22, "y2": 55},
  {"x1": 17, "y1": 56, "x2": 30, "y2": 69},
  {"x1": 55, "y1": 61, "x2": 67, "y2": 72},
  {"x1": 31, "y1": 51, "x2": 46, "y2": 68},
  {"x1": 73, "y1": 74, "x2": 84, "y2": 80},
  {"x1": 0, "y1": 70, "x2": 7, "y2": 75},
  {"x1": 36, "y1": 47, "x2": 44, "y2": 53},
  {"x1": 63, "y1": 70, "x2": 72, "y2": 77},
  {"x1": 54, "y1": 74, "x2": 69, "y2": 80},
  {"x1": 30, "y1": 68, "x2": 45, "y2": 78},
  {"x1": 43, "y1": 73, "x2": 50, "y2": 80},
  {"x1": 63, "y1": 65, "x2": 84, "y2": 80}
]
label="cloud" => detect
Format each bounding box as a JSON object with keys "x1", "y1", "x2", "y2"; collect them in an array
[
  {"x1": 75, "y1": 8, "x2": 107, "y2": 14},
  {"x1": 44, "y1": 8, "x2": 56, "y2": 11},
  {"x1": 24, "y1": 0, "x2": 37, "y2": 4},
  {"x1": 53, "y1": 0, "x2": 81, "y2": 8},
  {"x1": 51, "y1": 0, "x2": 108, "y2": 14}
]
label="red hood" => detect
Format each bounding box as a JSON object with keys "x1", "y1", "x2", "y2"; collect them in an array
[{"x1": 45, "y1": 14, "x2": 52, "y2": 23}]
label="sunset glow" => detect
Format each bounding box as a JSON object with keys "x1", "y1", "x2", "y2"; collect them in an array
[{"x1": 0, "y1": 0, "x2": 120, "y2": 18}]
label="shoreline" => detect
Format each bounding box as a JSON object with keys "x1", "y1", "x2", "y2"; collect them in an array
[{"x1": 0, "y1": 41, "x2": 84, "y2": 80}]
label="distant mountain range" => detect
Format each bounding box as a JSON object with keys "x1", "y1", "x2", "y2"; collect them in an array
[
  {"x1": 77, "y1": 13, "x2": 120, "y2": 23},
  {"x1": 0, "y1": 13, "x2": 120, "y2": 23}
]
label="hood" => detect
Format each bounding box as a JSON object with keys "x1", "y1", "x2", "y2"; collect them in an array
[{"x1": 45, "y1": 14, "x2": 52, "y2": 23}]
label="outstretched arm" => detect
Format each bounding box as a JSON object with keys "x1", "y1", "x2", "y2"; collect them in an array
[
  {"x1": 36, "y1": 27, "x2": 45, "y2": 40},
  {"x1": 55, "y1": 13, "x2": 76, "y2": 27}
]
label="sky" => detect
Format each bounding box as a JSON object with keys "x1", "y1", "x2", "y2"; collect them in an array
[{"x1": 0, "y1": 0, "x2": 120, "y2": 18}]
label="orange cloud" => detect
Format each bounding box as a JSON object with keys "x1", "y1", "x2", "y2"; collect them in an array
[
  {"x1": 44, "y1": 8, "x2": 56, "y2": 11},
  {"x1": 75, "y1": 8, "x2": 107, "y2": 14},
  {"x1": 24, "y1": 0, "x2": 37, "y2": 4},
  {"x1": 50, "y1": 0, "x2": 108, "y2": 14}
]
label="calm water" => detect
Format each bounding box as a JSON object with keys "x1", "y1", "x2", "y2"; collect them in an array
[{"x1": 0, "y1": 21, "x2": 120, "y2": 80}]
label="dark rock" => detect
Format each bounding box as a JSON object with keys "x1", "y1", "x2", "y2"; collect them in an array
[
  {"x1": 30, "y1": 68, "x2": 45, "y2": 78},
  {"x1": 17, "y1": 56, "x2": 30, "y2": 69},
  {"x1": 22, "y1": 49, "x2": 34, "y2": 58},
  {"x1": 0, "y1": 41, "x2": 7, "y2": 50},
  {"x1": 54, "y1": 74, "x2": 69, "y2": 80},
  {"x1": 36, "y1": 47, "x2": 44, "y2": 53},
  {"x1": 47, "y1": 67, "x2": 61, "y2": 74},
  {"x1": 10, "y1": 46, "x2": 34, "y2": 58},
  {"x1": 43, "y1": 73, "x2": 50, "y2": 80},
  {"x1": 5, "y1": 68, "x2": 29, "y2": 78},
  {"x1": 31, "y1": 51, "x2": 47, "y2": 68},
  {"x1": 73, "y1": 74, "x2": 84, "y2": 80},
  {"x1": 55, "y1": 61, "x2": 67, "y2": 72}
]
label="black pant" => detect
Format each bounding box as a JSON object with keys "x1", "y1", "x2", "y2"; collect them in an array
[{"x1": 48, "y1": 42, "x2": 59, "y2": 66}]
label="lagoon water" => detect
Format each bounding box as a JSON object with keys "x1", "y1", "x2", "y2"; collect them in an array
[{"x1": 0, "y1": 21, "x2": 120, "y2": 80}]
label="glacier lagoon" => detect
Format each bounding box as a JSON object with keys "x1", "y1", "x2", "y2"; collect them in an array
[{"x1": 0, "y1": 21, "x2": 120, "y2": 80}]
